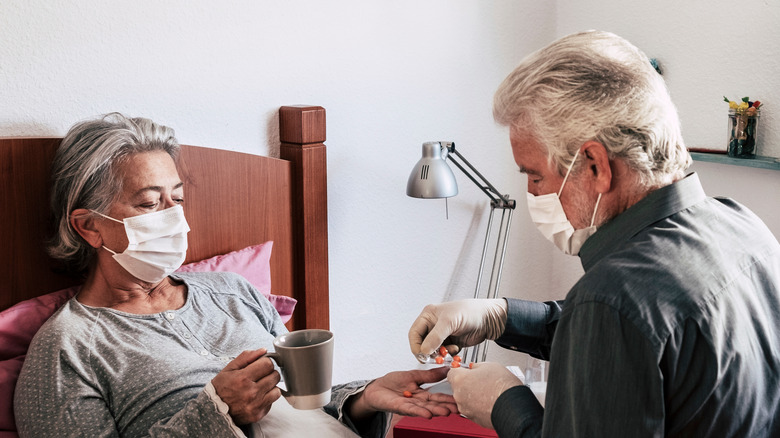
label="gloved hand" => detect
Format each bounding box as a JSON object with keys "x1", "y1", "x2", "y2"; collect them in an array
[
  {"x1": 447, "y1": 362, "x2": 522, "y2": 429},
  {"x1": 408, "y1": 299, "x2": 507, "y2": 362}
]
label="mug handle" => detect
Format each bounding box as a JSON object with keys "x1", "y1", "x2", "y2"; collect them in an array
[{"x1": 263, "y1": 352, "x2": 291, "y2": 398}]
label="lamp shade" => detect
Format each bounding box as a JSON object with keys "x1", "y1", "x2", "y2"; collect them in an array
[{"x1": 406, "y1": 141, "x2": 458, "y2": 198}]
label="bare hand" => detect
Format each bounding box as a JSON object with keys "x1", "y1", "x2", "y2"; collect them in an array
[
  {"x1": 211, "y1": 349, "x2": 282, "y2": 425},
  {"x1": 347, "y1": 367, "x2": 458, "y2": 422},
  {"x1": 447, "y1": 362, "x2": 522, "y2": 429}
]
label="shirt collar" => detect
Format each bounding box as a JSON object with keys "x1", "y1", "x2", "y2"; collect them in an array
[{"x1": 579, "y1": 172, "x2": 706, "y2": 271}]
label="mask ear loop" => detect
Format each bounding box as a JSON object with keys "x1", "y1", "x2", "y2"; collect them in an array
[
  {"x1": 89, "y1": 210, "x2": 124, "y2": 254},
  {"x1": 590, "y1": 193, "x2": 602, "y2": 227},
  {"x1": 90, "y1": 210, "x2": 124, "y2": 224},
  {"x1": 557, "y1": 148, "x2": 582, "y2": 197}
]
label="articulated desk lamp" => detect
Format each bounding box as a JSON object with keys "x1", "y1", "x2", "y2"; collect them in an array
[{"x1": 407, "y1": 141, "x2": 516, "y2": 364}]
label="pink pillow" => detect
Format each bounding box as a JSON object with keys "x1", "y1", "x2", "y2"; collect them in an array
[
  {"x1": 0, "y1": 242, "x2": 296, "y2": 434},
  {"x1": 178, "y1": 242, "x2": 274, "y2": 295},
  {"x1": 176, "y1": 241, "x2": 297, "y2": 323},
  {"x1": 0, "y1": 286, "x2": 78, "y2": 433}
]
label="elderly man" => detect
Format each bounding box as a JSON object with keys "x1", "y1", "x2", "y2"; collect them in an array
[{"x1": 408, "y1": 30, "x2": 780, "y2": 437}]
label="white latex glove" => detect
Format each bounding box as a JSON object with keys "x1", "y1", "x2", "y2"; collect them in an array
[
  {"x1": 447, "y1": 362, "x2": 523, "y2": 429},
  {"x1": 408, "y1": 299, "x2": 507, "y2": 362}
]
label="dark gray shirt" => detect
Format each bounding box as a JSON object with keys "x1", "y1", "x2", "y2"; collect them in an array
[
  {"x1": 492, "y1": 173, "x2": 780, "y2": 437},
  {"x1": 14, "y1": 272, "x2": 386, "y2": 437}
]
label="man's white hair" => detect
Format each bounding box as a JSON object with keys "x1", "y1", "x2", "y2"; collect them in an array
[{"x1": 493, "y1": 30, "x2": 690, "y2": 187}]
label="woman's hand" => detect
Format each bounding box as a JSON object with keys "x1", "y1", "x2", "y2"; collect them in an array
[
  {"x1": 211, "y1": 349, "x2": 281, "y2": 425},
  {"x1": 346, "y1": 366, "x2": 458, "y2": 423}
]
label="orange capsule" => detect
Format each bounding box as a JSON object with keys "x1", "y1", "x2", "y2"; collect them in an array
[
  {"x1": 403, "y1": 390, "x2": 413, "y2": 398},
  {"x1": 451, "y1": 361, "x2": 461, "y2": 368},
  {"x1": 452, "y1": 355, "x2": 462, "y2": 363},
  {"x1": 469, "y1": 362, "x2": 475, "y2": 369},
  {"x1": 435, "y1": 356, "x2": 444, "y2": 364},
  {"x1": 439, "y1": 346, "x2": 448, "y2": 357}
]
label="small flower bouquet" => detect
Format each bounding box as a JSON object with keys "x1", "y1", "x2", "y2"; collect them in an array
[{"x1": 724, "y1": 96, "x2": 762, "y2": 158}]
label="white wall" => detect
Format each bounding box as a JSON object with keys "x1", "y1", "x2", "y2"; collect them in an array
[
  {"x1": 0, "y1": 0, "x2": 555, "y2": 383},
  {"x1": 2, "y1": 1, "x2": 778, "y2": 385}
]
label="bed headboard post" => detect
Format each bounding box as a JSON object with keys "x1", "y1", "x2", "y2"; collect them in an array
[{"x1": 279, "y1": 106, "x2": 330, "y2": 331}]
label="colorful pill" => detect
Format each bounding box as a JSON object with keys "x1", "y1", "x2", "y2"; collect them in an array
[
  {"x1": 403, "y1": 390, "x2": 413, "y2": 398},
  {"x1": 435, "y1": 356, "x2": 444, "y2": 364},
  {"x1": 452, "y1": 355, "x2": 462, "y2": 363},
  {"x1": 451, "y1": 361, "x2": 461, "y2": 368},
  {"x1": 439, "y1": 346, "x2": 448, "y2": 357},
  {"x1": 469, "y1": 362, "x2": 475, "y2": 369}
]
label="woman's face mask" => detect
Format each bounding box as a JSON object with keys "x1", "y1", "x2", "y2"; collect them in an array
[
  {"x1": 91, "y1": 204, "x2": 190, "y2": 283},
  {"x1": 525, "y1": 149, "x2": 601, "y2": 256}
]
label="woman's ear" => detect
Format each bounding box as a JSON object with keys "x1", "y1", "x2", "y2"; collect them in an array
[
  {"x1": 581, "y1": 141, "x2": 612, "y2": 193},
  {"x1": 70, "y1": 209, "x2": 103, "y2": 248}
]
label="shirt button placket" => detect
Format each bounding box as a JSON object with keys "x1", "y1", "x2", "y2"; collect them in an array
[{"x1": 164, "y1": 311, "x2": 207, "y2": 356}]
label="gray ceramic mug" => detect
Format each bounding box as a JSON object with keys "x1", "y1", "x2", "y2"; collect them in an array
[{"x1": 266, "y1": 329, "x2": 334, "y2": 410}]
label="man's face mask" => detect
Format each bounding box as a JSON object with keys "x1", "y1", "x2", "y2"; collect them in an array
[
  {"x1": 91, "y1": 204, "x2": 190, "y2": 283},
  {"x1": 525, "y1": 148, "x2": 601, "y2": 256}
]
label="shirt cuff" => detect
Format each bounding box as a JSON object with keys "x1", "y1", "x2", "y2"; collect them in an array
[
  {"x1": 204, "y1": 381, "x2": 247, "y2": 438},
  {"x1": 492, "y1": 385, "x2": 544, "y2": 437},
  {"x1": 335, "y1": 381, "x2": 391, "y2": 438},
  {"x1": 494, "y1": 298, "x2": 559, "y2": 357}
]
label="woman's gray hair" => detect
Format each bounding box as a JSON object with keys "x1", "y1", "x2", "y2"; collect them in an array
[
  {"x1": 49, "y1": 113, "x2": 180, "y2": 274},
  {"x1": 493, "y1": 30, "x2": 690, "y2": 187}
]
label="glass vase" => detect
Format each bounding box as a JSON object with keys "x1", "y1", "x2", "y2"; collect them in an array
[{"x1": 727, "y1": 109, "x2": 759, "y2": 158}]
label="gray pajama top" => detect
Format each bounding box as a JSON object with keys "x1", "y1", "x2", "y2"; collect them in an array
[{"x1": 14, "y1": 272, "x2": 386, "y2": 437}]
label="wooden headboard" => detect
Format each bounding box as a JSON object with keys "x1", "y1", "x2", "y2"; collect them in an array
[{"x1": 0, "y1": 105, "x2": 329, "y2": 331}]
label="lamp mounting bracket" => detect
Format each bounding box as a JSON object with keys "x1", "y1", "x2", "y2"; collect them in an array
[{"x1": 440, "y1": 142, "x2": 516, "y2": 210}]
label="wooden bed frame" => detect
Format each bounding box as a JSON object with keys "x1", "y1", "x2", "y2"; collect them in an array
[{"x1": 0, "y1": 105, "x2": 329, "y2": 331}]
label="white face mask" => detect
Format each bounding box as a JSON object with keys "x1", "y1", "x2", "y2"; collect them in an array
[
  {"x1": 92, "y1": 204, "x2": 190, "y2": 283},
  {"x1": 526, "y1": 149, "x2": 602, "y2": 256}
]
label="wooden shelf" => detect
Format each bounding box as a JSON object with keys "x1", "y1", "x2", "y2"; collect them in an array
[{"x1": 690, "y1": 152, "x2": 780, "y2": 171}]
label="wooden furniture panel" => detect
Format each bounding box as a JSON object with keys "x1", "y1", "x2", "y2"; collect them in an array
[{"x1": 0, "y1": 137, "x2": 80, "y2": 306}]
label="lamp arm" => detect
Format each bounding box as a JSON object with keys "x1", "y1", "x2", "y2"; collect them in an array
[{"x1": 444, "y1": 143, "x2": 516, "y2": 209}]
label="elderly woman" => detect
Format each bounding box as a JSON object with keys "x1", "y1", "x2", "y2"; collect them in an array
[{"x1": 14, "y1": 113, "x2": 456, "y2": 438}]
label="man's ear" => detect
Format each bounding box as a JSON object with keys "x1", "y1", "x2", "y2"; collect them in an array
[
  {"x1": 70, "y1": 208, "x2": 103, "y2": 249},
  {"x1": 581, "y1": 141, "x2": 612, "y2": 194}
]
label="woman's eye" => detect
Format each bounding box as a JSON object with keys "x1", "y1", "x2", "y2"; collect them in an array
[
  {"x1": 174, "y1": 198, "x2": 185, "y2": 204},
  {"x1": 140, "y1": 203, "x2": 158, "y2": 209}
]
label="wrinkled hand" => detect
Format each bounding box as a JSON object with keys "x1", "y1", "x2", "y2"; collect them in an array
[
  {"x1": 211, "y1": 349, "x2": 281, "y2": 425},
  {"x1": 347, "y1": 367, "x2": 458, "y2": 422},
  {"x1": 448, "y1": 362, "x2": 522, "y2": 429},
  {"x1": 408, "y1": 299, "x2": 508, "y2": 362}
]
